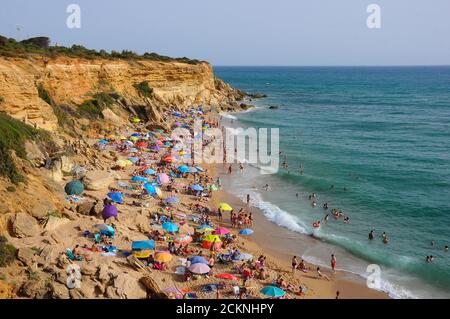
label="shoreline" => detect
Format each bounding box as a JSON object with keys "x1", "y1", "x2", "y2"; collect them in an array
[{"x1": 210, "y1": 163, "x2": 388, "y2": 299}]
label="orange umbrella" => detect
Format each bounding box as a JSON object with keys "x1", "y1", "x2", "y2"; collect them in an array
[
  {"x1": 216, "y1": 273, "x2": 239, "y2": 280},
  {"x1": 155, "y1": 251, "x2": 173, "y2": 262}
]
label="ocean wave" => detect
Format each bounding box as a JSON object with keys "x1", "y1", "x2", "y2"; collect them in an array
[
  {"x1": 235, "y1": 191, "x2": 309, "y2": 234},
  {"x1": 219, "y1": 112, "x2": 238, "y2": 120}
]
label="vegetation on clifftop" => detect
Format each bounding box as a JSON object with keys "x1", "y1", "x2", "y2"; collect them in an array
[
  {"x1": 0, "y1": 35, "x2": 203, "y2": 65},
  {"x1": 0, "y1": 236, "x2": 17, "y2": 267}
]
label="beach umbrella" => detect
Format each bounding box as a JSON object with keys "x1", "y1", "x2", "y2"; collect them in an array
[
  {"x1": 239, "y1": 229, "x2": 254, "y2": 235},
  {"x1": 132, "y1": 117, "x2": 141, "y2": 123},
  {"x1": 130, "y1": 136, "x2": 139, "y2": 142},
  {"x1": 102, "y1": 204, "x2": 118, "y2": 220},
  {"x1": 128, "y1": 156, "x2": 139, "y2": 163},
  {"x1": 131, "y1": 133, "x2": 141, "y2": 137},
  {"x1": 190, "y1": 256, "x2": 208, "y2": 265},
  {"x1": 163, "y1": 155, "x2": 176, "y2": 163},
  {"x1": 132, "y1": 250, "x2": 152, "y2": 259},
  {"x1": 213, "y1": 227, "x2": 230, "y2": 235},
  {"x1": 202, "y1": 234, "x2": 221, "y2": 242},
  {"x1": 132, "y1": 240, "x2": 155, "y2": 250},
  {"x1": 107, "y1": 192, "x2": 124, "y2": 204},
  {"x1": 162, "y1": 222, "x2": 179, "y2": 233},
  {"x1": 164, "y1": 196, "x2": 179, "y2": 206},
  {"x1": 216, "y1": 273, "x2": 239, "y2": 280},
  {"x1": 178, "y1": 165, "x2": 189, "y2": 173},
  {"x1": 195, "y1": 166, "x2": 204, "y2": 172},
  {"x1": 157, "y1": 173, "x2": 170, "y2": 184},
  {"x1": 64, "y1": 180, "x2": 84, "y2": 195},
  {"x1": 98, "y1": 139, "x2": 109, "y2": 144},
  {"x1": 188, "y1": 263, "x2": 210, "y2": 274},
  {"x1": 144, "y1": 182, "x2": 156, "y2": 194},
  {"x1": 174, "y1": 234, "x2": 192, "y2": 245},
  {"x1": 131, "y1": 175, "x2": 148, "y2": 183},
  {"x1": 149, "y1": 145, "x2": 160, "y2": 152},
  {"x1": 191, "y1": 184, "x2": 203, "y2": 191},
  {"x1": 198, "y1": 224, "x2": 214, "y2": 231},
  {"x1": 135, "y1": 141, "x2": 148, "y2": 148},
  {"x1": 155, "y1": 251, "x2": 172, "y2": 263},
  {"x1": 143, "y1": 169, "x2": 156, "y2": 175},
  {"x1": 155, "y1": 141, "x2": 164, "y2": 146},
  {"x1": 218, "y1": 202, "x2": 233, "y2": 211},
  {"x1": 178, "y1": 150, "x2": 187, "y2": 155},
  {"x1": 154, "y1": 187, "x2": 163, "y2": 198},
  {"x1": 260, "y1": 286, "x2": 285, "y2": 298}
]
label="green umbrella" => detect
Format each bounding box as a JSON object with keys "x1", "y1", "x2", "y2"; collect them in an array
[{"x1": 64, "y1": 180, "x2": 84, "y2": 195}]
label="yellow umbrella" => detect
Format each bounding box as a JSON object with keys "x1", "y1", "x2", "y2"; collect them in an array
[
  {"x1": 108, "y1": 134, "x2": 116, "y2": 140},
  {"x1": 179, "y1": 151, "x2": 187, "y2": 155},
  {"x1": 202, "y1": 235, "x2": 222, "y2": 242},
  {"x1": 132, "y1": 118, "x2": 141, "y2": 123},
  {"x1": 155, "y1": 251, "x2": 172, "y2": 262},
  {"x1": 130, "y1": 136, "x2": 139, "y2": 141},
  {"x1": 218, "y1": 202, "x2": 233, "y2": 211},
  {"x1": 197, "y1": 227, "x2": 214, "y2": 233},
  {"x1": 120, "y1": 136, "x2": 127, "y2": 140},
  {"x1": 124, "y1": 159, "x2": 133, "y2": 166},
  {"x1": 132, "y1": 250, "x2": 152, "y2": 259}
]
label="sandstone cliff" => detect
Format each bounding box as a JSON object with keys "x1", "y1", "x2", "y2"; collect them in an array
[{"x1": 0, "y1": 56, "x2": 244, "y2": 130}]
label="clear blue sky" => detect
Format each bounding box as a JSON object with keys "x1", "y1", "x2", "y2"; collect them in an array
[{"x1": 1, "y1": 0, "x2": 450, "y2": 66}]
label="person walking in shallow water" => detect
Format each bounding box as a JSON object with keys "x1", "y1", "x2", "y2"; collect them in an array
[{"x1": 331, "y1": 254, "x2": 337, "y2": 273}]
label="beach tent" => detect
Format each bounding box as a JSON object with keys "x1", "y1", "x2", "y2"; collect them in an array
[
  {"x1": 132, "y1": 240, "x2": 155, "y2": 250},
  {"x1": 188, "y1": 263, "x2": 210, "y2": 274},
  {"x1": 64, "y1": 180, "x2": 84, "y2": 196},
  {"x1": 218, "y1": 202, "x2": 233, "y2": 211},
  {"x1": 260, "y1": 286, "x2": 285, "y2": 298},
  {"x1": 239, "y1": 229, "x2": 254, "y2": 235},
  {"x1": 190, "y1": 256, "x2": 208, "y2": 265},
  {"x1": 162, "y1": 222, "x2": 179, "y2": 233}
]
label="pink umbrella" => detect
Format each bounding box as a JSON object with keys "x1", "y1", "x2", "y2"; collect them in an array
[
  {"x1": 213, "y1": 227, "x2": 231, "y2": 235},
  {"x1": 188, "y1": 263, "x2": 211, "y2": 274},
  {"x1": 157, "y1": 173, "x2": 170, "y2": 184}
]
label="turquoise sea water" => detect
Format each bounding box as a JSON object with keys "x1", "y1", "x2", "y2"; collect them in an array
[{"x1": 214, "y1": 66, "x2": 450, "y2": 298}]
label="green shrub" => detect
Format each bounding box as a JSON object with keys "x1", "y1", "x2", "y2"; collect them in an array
[
  {"x1": 0, "y1": 112, "x2": 54, "y2": 183},
  {"x1": 133, "y1": 81, "x2": 153, "y2": 98},
  {"x1": 6, "y1": 186, "x2": 16, "y2": 192},
  {"x1": 0, "y1": 96, "x2": 4, "y2": 104},
  {"x1": 0, "y1": 236, "x2": 17, "y2": 267}
]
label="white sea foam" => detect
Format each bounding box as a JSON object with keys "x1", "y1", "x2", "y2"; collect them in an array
[
  {"x1": 236, "y1": 191, "x2": 309, "y2": 234},
  {"x1": 219, "y1": 112, "x2": 237, "y2": 120}
]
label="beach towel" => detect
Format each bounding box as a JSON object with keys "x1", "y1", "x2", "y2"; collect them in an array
[{"x1": 66, "y1": 248, "x2": 83, "y2": 261}]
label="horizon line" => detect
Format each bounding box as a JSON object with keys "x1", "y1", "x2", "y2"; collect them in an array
[{"x1": 213, "y1": 64, "x2": 450, "y2": 68}]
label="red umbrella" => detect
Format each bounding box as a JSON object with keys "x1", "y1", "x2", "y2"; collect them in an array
[
  {"x1": 163, "y1": 155, "x2": 176, "y2": 163},
  {"x1": 135, "y1": 141, "x2": 148, "y2": 148},
  {"x1": 215, "y1": 273, "x2": 239, "y2": 280}
]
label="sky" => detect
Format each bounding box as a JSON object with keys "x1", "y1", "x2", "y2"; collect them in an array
[{"x1": 1, "y1": 0, "x2": 450, "y2": 66}]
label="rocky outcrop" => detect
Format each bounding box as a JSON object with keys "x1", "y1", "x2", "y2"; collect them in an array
[{"x1": 10, "y1": 213, "x2": 40, "y2": 238}]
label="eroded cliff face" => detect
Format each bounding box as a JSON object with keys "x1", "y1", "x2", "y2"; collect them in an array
[{"x1": 0, "y1": 56, "x2": 243, "y2": 130}]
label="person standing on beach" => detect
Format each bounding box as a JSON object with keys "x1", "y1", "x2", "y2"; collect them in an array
[
  {"x1": 246, "y1": 194, "x2": 250, "y2": 206},
  {"x1": 331, "y1": 254, "x2": 337, "y2": 273},
  {"x1": 292, "y1": 256, "x2": 299, "y2": 273}
]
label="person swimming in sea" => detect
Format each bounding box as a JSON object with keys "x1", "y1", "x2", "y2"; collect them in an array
[
  {"x1": 382, "y1": 232, "x2": 389, "y2": 244},
  {"x1": 296, "y1": 193, "x2": 299, "y2": 199},
  {"x1": 324, "y1": 214, "x2": 329, "y2": 222},
  {"x1": 323, "y1": 202, "x2": 328, "y2": 210},
  {"x1": 445, "y1": 245, "x2": 449, "y2": 252},
  {"x1": 369, "y1": 230, "x2": 375, "y2": 240},
  {"x1": 263, "y1": 184, "x2": 270, "y2": 191}
]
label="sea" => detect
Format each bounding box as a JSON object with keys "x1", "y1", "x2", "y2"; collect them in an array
[{"x1": 213, "y1": 66, "x2": 450, "y2": 299}]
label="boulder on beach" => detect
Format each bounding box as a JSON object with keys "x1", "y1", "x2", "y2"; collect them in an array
[
  {"x1": 11, "y1": 212, "x2": 40, "y2": 238},
  {"x1": 83, "y1": 170, "x2": 115, "y2": 191}
]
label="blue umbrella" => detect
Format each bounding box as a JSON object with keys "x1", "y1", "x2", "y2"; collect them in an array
[
  {"x1": 131, "y1": 176, "x2": 148, "y2": 183},
  {"x1": 260, "y1": 286, "x2": 285, "y2": 298},
  {"x1": 107, "y1": 192, "x2": 124, "y2": 204},
  {"x1": 239, "y1": 229, "x2": 254, "y2": 235},
  {"x1": 195, "y1": 166, "x2": 204, "y2": 172},
  {"x1": 190, "y1": 256, "x2": 208, "y2": 265},
  {"x1": 191, "y1": 184, "x2": 203, "y2": 191},
  {"x1": 178, "y1": 165, "x2": 189, "y2": 173},
  {"x1": 131, "y1": 133, "x2": 141, "y2": 137},
  {"x1": 144, "y1": 183, "x2": 156, "y2": 194},
  {"x1": 132, "y1": 240, "x2": 155, "y2": 250},
  {"x1": 143, "y1": 169, "x2": 156, "y2": 175},
  {"x1": 164, "y1": 196, "x2": 179, "y2": 205},
  {"x1": 98, "y1": 139, "x2": 109, "y2": 144},
  {"x1": 162, "y1": 222, "x2": 179, "y2": 233}
]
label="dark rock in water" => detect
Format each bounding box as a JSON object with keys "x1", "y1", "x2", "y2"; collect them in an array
[
  {"x1": 248, "y1": 93, "x2": 267, "y2": 99},
  {"x1": 240, "y1": 103, "x2": 254, "y2": 110},
  {"x1": 268, "y1": 105, "x2": 279, "y2": 109}
]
